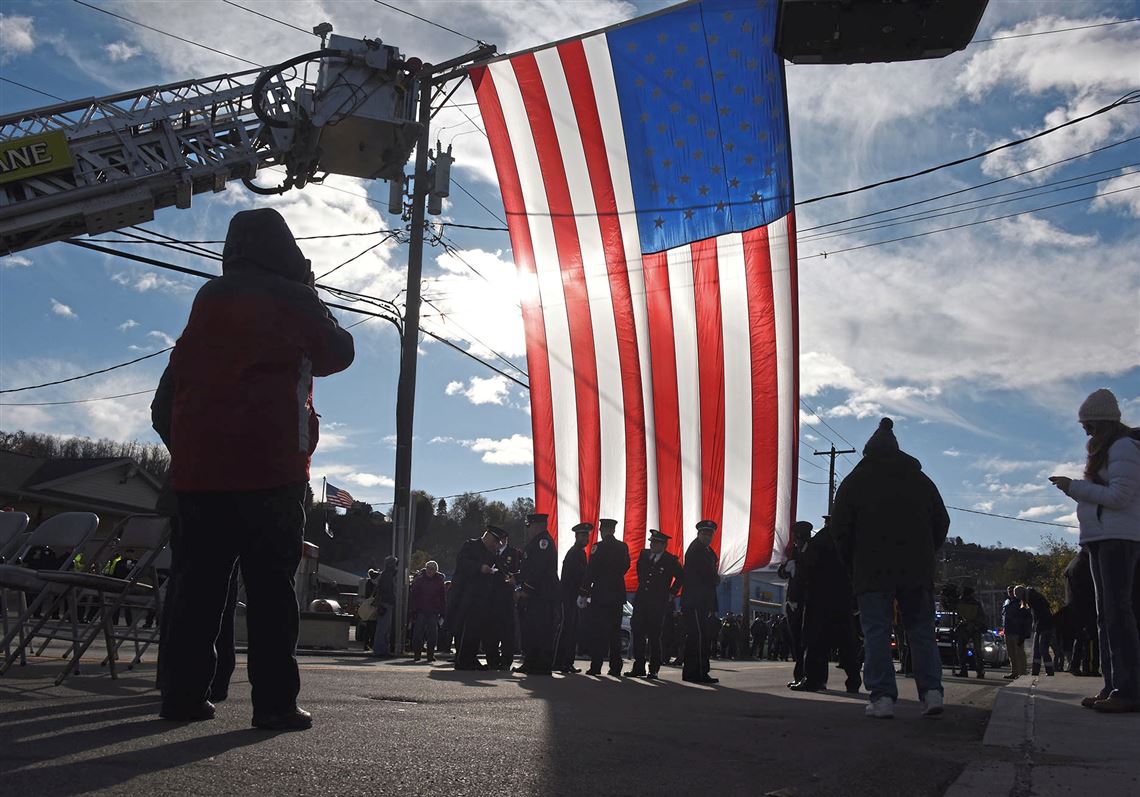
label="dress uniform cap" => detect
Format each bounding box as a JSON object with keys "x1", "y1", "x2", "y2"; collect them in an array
[
  {"x1": 695, "y1": 519, "x2": 717, "y2": 533},
  {"x1": 486, "y1": 524, "x2": 507, "y2": 541},
  {"x1": 648, "y1": 529, "x2": 670, "y2": 543},
  {"x1": 526, "y1": 513, "x2": 549, "y2": 526},
  {"x1": 599, "y1": 518, "x2": 618, "y2": 530},
  {"x1": 572, "y1": 522, "x2": 593, "y2": 533}
]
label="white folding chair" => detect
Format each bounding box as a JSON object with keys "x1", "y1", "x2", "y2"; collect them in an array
[
  {"x1": 0, "y1": 512, "x2": 100, "y2": 671},
  {"x1": 34, "y1": 515, "x2": 170, "y2": 684},
  {"x1": 117, "y1": 543, "x2": 172, "y2": 670}
]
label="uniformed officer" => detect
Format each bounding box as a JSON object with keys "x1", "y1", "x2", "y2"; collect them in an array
[
  {"x1": 580, "y1": 517, "x2": 631, "y2": 677},
  {"x1": 626, "y1": 529, "x2": 683, "y2": 678},
  {"x1": 484, "y1": 530, "x2": 523, "y2": 671},
  {"x1": 449, "y1": 525, "x2": 503, "y2": 671},
  {"x1": 681, "y1": 519, "x2": 720, "y2": 684},
  {"x1": 554, "y1": 522, "x2": 592, "y2": 674},
  {"x1": 513, "y1": 513, "x2": 560, "y2": 675}
]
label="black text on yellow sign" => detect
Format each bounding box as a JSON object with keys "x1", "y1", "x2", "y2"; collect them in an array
[{"x1": 0, "y1": 130, "x2": 75, "y2": 185}]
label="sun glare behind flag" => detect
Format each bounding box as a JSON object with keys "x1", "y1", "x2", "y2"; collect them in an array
[{"x1": 472, "y1": 0, "x2": 799, "y2": 583}]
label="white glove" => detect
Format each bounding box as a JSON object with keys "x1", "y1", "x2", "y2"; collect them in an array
[
  {"x1": 785, "y1": 560, "x2": 797, "y2": 578},
  {"x1": 576, "y1": 595, "x2": 588, "y2": 609},
  {"x1": 787, "y1": 601, "x2": 799, "y2": 612}
]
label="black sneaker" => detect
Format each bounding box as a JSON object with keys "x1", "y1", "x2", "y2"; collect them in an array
[
  {"x1": 252, "y1": 707, "x2": 313, "y2": 731},
  {"x1": 160, "y1": 700, "x2": 216, "y2": 722}
]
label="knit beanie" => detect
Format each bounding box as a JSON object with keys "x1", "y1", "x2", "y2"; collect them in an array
[
  {"x1": 1078, "y1": 389, "x2": 1121, "y2": 423},
  {"x1": 863, "y1": 417, "x2": 899, "y2": 456}
]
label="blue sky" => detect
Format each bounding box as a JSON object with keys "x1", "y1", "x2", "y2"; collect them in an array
[{"x1": 1, "y1": 0, "x2": 1138, "y2": 557}]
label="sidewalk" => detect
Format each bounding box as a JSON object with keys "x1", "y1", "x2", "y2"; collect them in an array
[{"x1": 946, "y1": 673, "x2": 1140, "y2": 796}]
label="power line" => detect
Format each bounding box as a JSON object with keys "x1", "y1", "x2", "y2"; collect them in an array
[
  {"x1": 796, "y1": 90, "x2": 1139, "y2": 206},
  {"x1": 946, "y1": 505, "x2": 1076, "y2": 530},
  {"x1": 0, "y1": 76, "x2": 65, "y2": 103},
  {"x1": 221, "y1": 0, "x2": 317, "y2": 37},
  {"x1": 451, "y1": 177, "x2": 508, "y2": 226},
  {"x1": 0, "y1": 389, "x2": 155, "y2": 406},
  {"x1": 0, "y1": 348, "x2": 173, "y2": 394},
  {"x1": 421, "y1": 297, "x2": 529, "y2": 379},
  {"x1": 372, "y1": 0, "x2": 483, "y2": 45},
  {"x1": 974, "y1": 17, "x2": 1140, "y2": 44},
  {"x1": 799, "y1": 399, "x2": 858, "y2": 451},
  {"x1": 434, "y1": 480, "x2": 537, "y2": 501},
  {"x1": 315, "y1": 234, "x2": 401, "y2": 280},
  {"x1": 72, "y1": 0, "x2": 262, "y2": 68}
]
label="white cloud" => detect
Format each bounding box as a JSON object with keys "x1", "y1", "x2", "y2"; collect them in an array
[
  {"x1": 147, "y1": 330, "x2": 176, "y2": 347},
  {"x1": 994, "y1": 215, "x2": 1097, "y2": 248},
  {"x1": 444, "y1": 381, "x2": 464, "y2": 396},
  {"x1": 345, "y1": 472, "x2": 395, "y2": 489},
  {"x1": 118, "y1": 319, "x2": 139, "y2": 332},
  {"x1": 1016, "y1": 504, "x2": 1071, "y2": 520},
  {"x1": 972, "y1": 501, "x2": 994, "y2": 512},
  {"x1": 2, "y1": 254, "x2": 32, "y2": 268},
  {"x1": 943, "y1": 449, "x2": 961, "y2": 457},
  {"x1": 111, "y1": 270, "x2": 196, "y2": 295},
  {"x1": 0, "y1": 14, "x2": 35, "y2": 63},
  {"x1": 1092, "y1": 167, "x2": 1140, "y2": 218},
  {"x1": 50, "y1": 299, "x2": 76, "y2": 319},
  {"x1": 444, "y1": 375, "x2": 511, "y2": 405},
  {"x1": 800, "y1": 351, "x2": 862, "y2": 396},
  {"x1": 105, "y1": 41, "x2": 141, "y2": 62},
  {"x1": 466, "y1": 434, "x2": 534, "y2": 466},
  {"x1": 316, "y1": 430, "x2": 351, "y2": 451},
  {"x1": 972, "y1": 457, "x2": 1054, "y2": 475}
]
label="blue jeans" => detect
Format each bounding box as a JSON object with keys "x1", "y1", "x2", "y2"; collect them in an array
[
  {"x1": 858, "y1": 586, "x2": 943, "y2": 703},
  {"x1": 1088, "y1": 539, "x2": 1140, "y2": 701},
  {"x1": 372, "y1": 604, "x2": 394, "y2": 655}
]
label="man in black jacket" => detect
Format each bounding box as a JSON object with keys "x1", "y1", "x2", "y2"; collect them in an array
[
  {"x1": 1018, "y1": 585, "x2": 1058, "y2": 677},
  {"x1": 371, "y1": 556, "x2": 399, "y2": 658},
  {"x1": 626, "y1": 529, "x2": 683, "y2": 678},
  {"x1": 833, "y1": 418, "x2": 950, "y2": 719},
  {"x1": 514, "y1": 513, "x2": 560, "y2": 675},
  {"x1": 682, "y1": 519, "x2": 720, "y2": 684},
  {"x1": 794, "y1": 519, "x2": 861, "y2": 693},
  {"x1": 484, "y1": 531, "x2": 523, "y2": 671},
  {"x1": 450, "y1": 526, "x2": 504, "y2": 671},
  {"x1": 580, "y1": 518, "x2": 630, "y2": 677},
  {"x1": 778, "y1": 521, "x2": 812, "y2": 687},
  {"x1": 555, "y1": 522, "x2": 591, "y2": 674}
]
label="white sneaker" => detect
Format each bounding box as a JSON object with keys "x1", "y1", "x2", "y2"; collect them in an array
[
  {"x1": 921, "y1": 690, "x2": 944, "y2": 717},
  {"x1": 864, "y1": 696, "x2": 894, "y2": 719}
]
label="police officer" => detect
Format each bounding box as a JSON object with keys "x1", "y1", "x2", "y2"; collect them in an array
[
  {"x1": 514, "y1": 513, "x2": 560, "y2": 675},
  {"x1": 794, "y1": 518, "x2": 861, "y2": 692},
  {"x1": 626, "y1": 529, "x2": 683, "y2": 679},
  {"x1": 554, "y1": 522, "x2": 591, "y2": 674},
  {"x1": 580, "y1": 517, "x2": 630, "y2": 677},
  {"x1": 682, "y1": 519, "x2": 720, "y2": 684},
  {"x1": 778, "y1": 520, "x2": 811, "y2": 687},
  {"x1": 449, "y1": 525, "x2": 503, "y2": 671},
  {"x1": 484, "y1": 530, "x2": 523, "y2": 671}
]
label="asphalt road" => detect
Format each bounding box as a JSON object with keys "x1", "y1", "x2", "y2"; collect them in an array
[{"x1": 0, "y1": 653, "x2": 1003, "y2": 796}]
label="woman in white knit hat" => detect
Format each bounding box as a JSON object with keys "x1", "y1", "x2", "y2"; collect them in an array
[{"x1": 1050, "y1": 388, "x2": 1140, "y2": 713}]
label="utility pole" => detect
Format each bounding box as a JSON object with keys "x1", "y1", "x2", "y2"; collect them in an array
[
  {"x1": 390, "y1": 44, "x2": 497, "y2": 657},
  {"x1": 813, "y1": 444, "x2": 855, "y2": 515}
]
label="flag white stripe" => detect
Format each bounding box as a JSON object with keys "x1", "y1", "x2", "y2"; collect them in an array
[
  {"x1": 667, "y1": 245, "x2": 703, "y2": 552},
  {"x1": 533, "y1": 48, "x2": 628, "y2": 535},
  {"x1": 716, "y1": 232, "x2": 753, "y2": 574},
  {"x1": 488, "y1": 61, "x2": 581, "y2": 552},
  {"x1": 770, "y1": 215, "x2": 795, "y2": 558},
  {"x1": 584, "y1": 34, "x2": 658, "y2": 538}
]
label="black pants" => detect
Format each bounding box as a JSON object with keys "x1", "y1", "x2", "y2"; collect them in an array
[
  {"x1": 161, "y1": 483, "x2": 304, "y2": 714},
  {"x1": 588, "y1": 602, "x2": 623, "y2": 673},
  {"x1": 483, "y1": 594, "x2": 516, "y2": 668},
  {"x1": 682, "y1": 609, "x2": 716, "y2": 679},
  {"x1": 630, "y1": 600, "x2": 668, "y2": 672},
  {"x1": 803, "y1": 604, "x2": 861, "y2": 688},
  {"x1": 454, "y1": 600, "x2": 487, "y2": 669},
  {"x1": 521, "y1": 598, "x2": 557, "y2": 673},
  {"x1": 786, "y1": 605, "x2": 805, "y2": 681},
  {"x1": 554, "y1": 597, "x2": 579, "y2": 669}
]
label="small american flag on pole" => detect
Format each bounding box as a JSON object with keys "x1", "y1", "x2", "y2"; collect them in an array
[
  {"x1": 325, "y1": 482, "x2": 355, "y2": 510},
  {"x1": 472, "y1": 0, "x2": 798, "y2": 584}
]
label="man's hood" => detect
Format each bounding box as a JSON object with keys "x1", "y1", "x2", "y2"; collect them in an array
[
  {"x1": 859, "y1": 449, "x2": 924, "y2": 473},
  {"x1": 222, "y1": 208, "x2": 309, "y2": 282}
]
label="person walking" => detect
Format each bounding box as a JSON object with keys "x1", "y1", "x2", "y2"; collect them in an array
[
  {"x1": 1050, "y1": 388, "x2": 1140, "y2": 713},
  {"x1": 409, "y1": 561, "x2": 446, "y2": 662},
  {"x1": 1001, "y1": 585, "x2": 1032, "y2": 679},
  {"x1": 626, "y1": 529, "x2": 683, "y2": 678},
  {"x1": 152, "y1": 208, "x2": 354, "y2": 730},
  {"x1": 832, "y1": 418, "x2": 950, "y2": 719},
  {"x1": 1020, "y1": 585, "x2": 1058, "y2": 677},
  {"x1": 580, "y1": 518, "x2": 631, "y2": 677},
  {"x1": 371, "y1": 556, "x2": 399, "y2": 658},
  {"x1": 681, "y1": 520, "x2": 720, "y2": 684},
  {"x1": 515, "y1": 513, "x2": 560, "y2": 675},
  {"x1": 554, "y1": 522, "x2": 591, "y2": 674}
]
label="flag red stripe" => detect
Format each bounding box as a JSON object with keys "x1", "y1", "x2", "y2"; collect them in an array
[
  {"x1": 742, "y1": 226, "x2": 779, "y2": 571},
  {"x1": 642, "y1": 251, "x2": 684, "y2": 562},
  {"x1": 558, "y1": 40, "x2": 648, "y2": 587},
  {"x1": 512, "y1": 53, "x2": 602, "y2": 533},
  {"x1": 786, "y1": 211, "x2": 801, "y2": 541},
  {"x1": 472, "y1": 67, "x2": 560, "y2": 539},
  {"x1": 691, "y1": 237, "x2": 726, "y2": 555}
]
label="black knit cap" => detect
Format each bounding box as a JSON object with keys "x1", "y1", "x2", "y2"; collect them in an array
[{"x1": 863, "y1": 417, "x2": 900, "y2": 456}]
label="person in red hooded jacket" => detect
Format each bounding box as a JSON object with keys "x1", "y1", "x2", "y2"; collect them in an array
[{"x1": 152, "y1": 208, "x2": 353, "y2": 730}]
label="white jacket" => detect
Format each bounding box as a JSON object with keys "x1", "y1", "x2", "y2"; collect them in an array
[{"x1": 1068, "y1": 435, "x2": 1140, "y2": 545}]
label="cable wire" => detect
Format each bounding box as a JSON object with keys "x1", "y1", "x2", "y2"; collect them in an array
[
  {"x1": 221, "y1": 0, "x2": 317, "y2": 37},
  {"x1": 0, "y1": 348, "x2": 173, "y2": 394},
  {"x1": 0, "y1": 76, "x2": 65, "y2": 103},
  {"x1": 372, "y1": 0, "x2": 482, "y2": 45},
  {"x1": 974, "y1": 17, "x2": 1139, "y2": 44},
  {"x1": 0, "y1": 389, "x2": 155, "y2": 406},
  {"x1": 946, "y1": 505, "x2": 1076, "y2": 530}
]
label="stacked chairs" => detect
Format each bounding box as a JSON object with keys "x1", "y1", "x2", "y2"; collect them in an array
[
  {"x1": 0, "y1": 512, "x2": 101, "y2": 669},
  {"x1": 0, "y1": 511, "x2": 31, "y2": 660}
]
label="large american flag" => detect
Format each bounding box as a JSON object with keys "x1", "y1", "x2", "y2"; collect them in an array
[{"x1": 472, "y1": 0, "x2": 798, "y2": 582}]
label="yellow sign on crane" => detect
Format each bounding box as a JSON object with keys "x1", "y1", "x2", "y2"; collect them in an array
[{"x1": 0, "y1": 130, "x2": 74, "y2": 185}]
